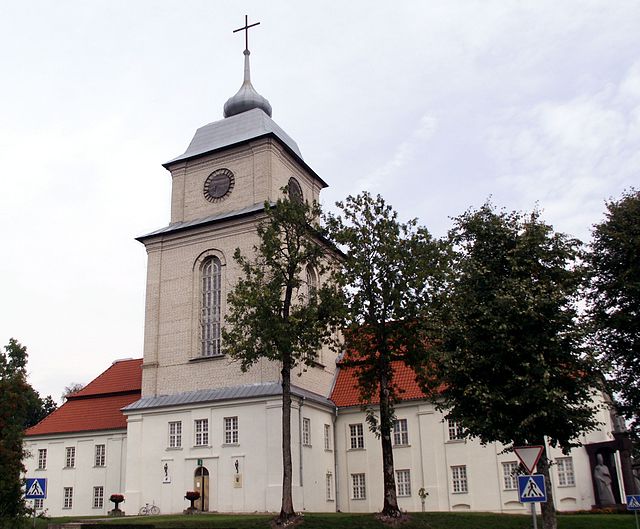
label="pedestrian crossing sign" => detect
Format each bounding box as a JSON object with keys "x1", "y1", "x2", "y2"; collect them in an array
[
  {"x1": 627, "y1": 495, "x2": 640, "y2": 510},
  {"x1": 25, "y1": 478, "x2": 47, "y2": 499},
  {"x1": 518, "y1": 474, "x2": 546, "y2": 503}
]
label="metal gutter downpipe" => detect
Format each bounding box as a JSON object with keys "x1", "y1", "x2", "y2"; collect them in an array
[{"x1": 333, "y1": 406, "x2": 340, "y2": 512}]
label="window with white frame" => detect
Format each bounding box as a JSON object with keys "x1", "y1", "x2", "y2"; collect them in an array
[
  {"x1": 324, "y1": 424, "x2": 331, "y2": 450},
  {"x1": 351, "y1": 473, "x2": 366, "y2": 499},
  {"x1": 556, "y1": 457, "x2": 576, "y2": 487},
  {"x1": 302, "y1": 418, "x2": 311, "y2": 446},
  {"x1": 93, "y1": 486, "x2": 104, "y2": 509},
  {"x1": 396, "y1": 469, "x2": 411, "y2": 496},
  {"x1": 168, "y1": 421, "x2": 182, "y2": 448},
  {"x1": 63, "y1": 487, "x2": 73, "y2": 509},
  {"x1": 224, "y1": 416, "x2": 239, "y2": 444},
  {"x1": 194, "y1": 419, "x2": 209, "y2": 446},
  {"x1": 37, "y1": 449, "x2": 47, "y2": 470},
  {"x1": 326, "y1": 472, "x2": 333, "y2": 501},
  {"x1": 33, "y1": 498, "x2": 43, "y2": 510},
  {"x1": 94, "y1": 444, "x2": 106, "y2": 467},
  {"x1": 349, "y1": 423, "x2": 364, "y2": 449},
  {"x1": 447, "y1": 418, "x2": 465, "y2": 441},
  {"x1": 502, "y1": 461, "x2": 519, "y2": 490},
  {"x1": 393, "y1": 418, "x2": 409, "y2": 446},
  {"x1": 65, "y1": 447, "x2": 75, "y2": 468},
  {"x1": 451, "y1": 465, "x2": 468, "y2": 493},
  {"x1": 200, "y1": 256, "x2": 222, "y2": 357}
]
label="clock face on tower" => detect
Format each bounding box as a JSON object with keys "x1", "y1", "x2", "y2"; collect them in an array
[{"x1": 203, "y1": 168, "x2": 235, "y2": 202}]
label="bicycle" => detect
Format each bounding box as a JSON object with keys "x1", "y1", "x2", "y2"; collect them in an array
[{"x1": 138, "y1": 501, "x2": 160, "y2": 515}]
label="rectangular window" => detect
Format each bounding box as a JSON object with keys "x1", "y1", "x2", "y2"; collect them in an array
[
  {"x1": 349, "y1": 423, "x2": 364, "y2": 449},
  {"x1": 94, "y1": 444, "x2": 106, "y2": 467},
  {"x1": 351, "y1": 473, "x2": 366, "y2": 500},
  {"x1": 168, "y1": 421, "x2": 182, "y2": 448},
  {"x1": 302, "y1": 418, "x2": 311, "y2": 446},
  {"x1": 63, "y1": 487, "x2": 73, "y2": 509},
  {"x1": 326, "y1": 472, "x2": 333, "y2": 501},
  {"x1": 393, "y1": 419, "x2": 409, "y2": 446},
  {"x1": 451, "y1": 465, "x2": 468, "y2": 493},
  {"x1": 33, "y1": 498, "x2": 43, "y2": 510},
  {"x1": 65, "y1": 447, "x2": 75, "y2": 468},
  {"x1": 93, "y1": 486, "x2": 104, "y2": 509},
  {"x1": 502, "y1": 461, "x2": 519, "y2": 490},
  {"x1": 447, "y1": 419, "x2": 464, "y2": 441},
  {"x1": 557, "y1": 457, "x2": 576, "y2": 487},
  {"x1": 324, "y1": 424, "x2": 331, "y2": 450},
  {"x1": 396, "y1": 469, "x2": 411, "y2": 497},
  {"x1": 37, "y1": 449, "x2": 47, "y2": 470},
  {"x1": 194, "y1": 419, "x2": 209, "y2": 446},
  {"x1": 224, "y1": 416, "x2": 239, "y2": 444}
]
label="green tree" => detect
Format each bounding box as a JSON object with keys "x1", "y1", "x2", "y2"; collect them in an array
[
  {"x1": 0, "y1": 339, "x2": 31, "y2": 528},
  {"x1": 223, "y1": 193, "x2": 342, "y2": 524},
  {"x1": 24, "y1": 387, "x2": 57, "y2": 429},
  {"x1": 423, "y1": 204, "x2": 599, "y2": 529},
  {"x1": 588, "y1": 189, "x2": 640, "y2": 452},
  {"x1": 326, "y1": 192, "x2": 446, "y2": 517}
]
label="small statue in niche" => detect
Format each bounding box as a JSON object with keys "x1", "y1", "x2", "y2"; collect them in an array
[{"x1": 593, "y1": 453, "x2": 615, "y2": 505}]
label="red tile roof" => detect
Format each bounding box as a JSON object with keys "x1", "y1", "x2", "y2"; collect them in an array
[
  {"x1": 25, "y1": 358, "x2": 142, "y2": 436},
  {"x1": 330, "y1": 360, "x2": 427, "y2": 408}
]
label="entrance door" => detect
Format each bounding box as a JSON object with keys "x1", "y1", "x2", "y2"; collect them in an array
[{"x1": 194, "y1": 466, "x2": 210, "y2": 511}]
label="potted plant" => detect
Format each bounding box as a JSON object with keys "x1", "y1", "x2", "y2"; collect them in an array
[
  {"x1": 109, "y1": 493, "x2": 125, "y2": 516},
  {"x1": 184, "y1": 490, "x2": 200, "y2": 514}
]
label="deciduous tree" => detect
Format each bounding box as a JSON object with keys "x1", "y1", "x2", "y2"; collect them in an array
[
  {"x1": 223, "y1": 193, "x2": 342, "y2": 524},
  {"x1": 326, "y1": 192, "x2": 446, "y2": 517},
  {"x1": 0, "y1": 339, "x2": 31, "y2": 528},
  {"x1": 423, "y1": 204, "x2": 599, "y2": 529},
  {"x1": 587, "y1": 189, "x2": 640, "y2": 453}
]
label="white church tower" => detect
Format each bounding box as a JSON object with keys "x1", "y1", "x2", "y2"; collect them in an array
[{"x1": 123, "y1": 18, "x2": 338, "y2": 514}]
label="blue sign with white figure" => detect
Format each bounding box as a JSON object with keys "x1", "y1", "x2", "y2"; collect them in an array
[
  {"x1": 518, "y1": 474, "x2": 546, "y2": 503},
  {"x1": 627, "y1": 495, "x2": 640, "y2": 510},
  {"x1": 25, "y1": 478, "x2": 47, "y2": 499}
]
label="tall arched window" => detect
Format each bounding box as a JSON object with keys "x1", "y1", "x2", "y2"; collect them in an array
[
  {"x1": 201, "y1": 256, "x2": 222, "y2": 357},
  {"x1": 306, "y1": 265, "x2": 318, "y2": 301}
]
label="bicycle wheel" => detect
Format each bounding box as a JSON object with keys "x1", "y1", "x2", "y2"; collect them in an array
[
  {"x1": 138, "y1": 506, "x2": 148, "y2": 516},
  {"x1": 150, "y1": 505, "x2": 160, "y2": 515}
]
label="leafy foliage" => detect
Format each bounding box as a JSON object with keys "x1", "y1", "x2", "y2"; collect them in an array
[
  {"x1": 423, "y1": 203, "x2": 599, "y2": 529},
  {"x1": 326, "y1": 192, "x2": 447, "y2": 517},
  {"x1": 0, "y1": 339, "x2": 31, "y2": 528},
  {"x1": 223, "y1": 192, "x2": 342, "y2": 521},
  {"x1": 587, "y1": 189, "x2": 640, "y2": 443}
]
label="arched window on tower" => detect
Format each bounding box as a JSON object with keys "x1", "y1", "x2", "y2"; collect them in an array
[
  {"x1": 306, "y1": 265, "x2": 318, "y2": 302},
  {"x1": 201, "y1": 256, "x2": 222, "y2": 357}
]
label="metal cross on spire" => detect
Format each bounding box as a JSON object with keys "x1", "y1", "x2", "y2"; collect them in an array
[{"x1": 233, "y1": 15, "x2": 260, "y2": 52}]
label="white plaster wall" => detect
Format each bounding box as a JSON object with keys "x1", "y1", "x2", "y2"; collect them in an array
[
  {"x1": 124, "y1": 395, "x2": 336, "y2": 515},
  {"x1": 335, "y1": 396, "x2": 614, "y2": 514},
  {"x1": 23, "y1": 431, "x2": 127, "y2": 517}
]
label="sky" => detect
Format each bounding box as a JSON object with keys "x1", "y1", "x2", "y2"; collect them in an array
[{"x1": 1, "y1": 1, "x2": 638, "y2": 403}]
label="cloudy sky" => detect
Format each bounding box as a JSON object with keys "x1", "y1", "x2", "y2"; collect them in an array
[{"x1": 1, "y1": 1, "x2": 638, "y2": 402}]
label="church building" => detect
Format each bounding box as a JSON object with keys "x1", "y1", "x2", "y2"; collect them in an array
[{"x1": 23, "y1": 23, "x2": 635, "y2": 517}]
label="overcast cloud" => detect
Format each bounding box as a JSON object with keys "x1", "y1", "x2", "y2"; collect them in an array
[{"x1": 0, "y1": 1, "x2": 638, "y2": 402}]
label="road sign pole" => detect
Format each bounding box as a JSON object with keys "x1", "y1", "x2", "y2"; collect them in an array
[
  {"x1": 531, "y1": 502, "x2": 537, "y2": 529},
  {"x1": 635, "y1": 510, "x2": 639, "y2": 529}
]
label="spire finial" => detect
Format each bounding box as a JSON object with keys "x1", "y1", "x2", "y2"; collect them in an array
[
  {"x1": 233, "y1": 15, "x2": 260, "y2": 53},
  {"x1": 223, "y1": 15, "x2": 272, "y2": 118}
]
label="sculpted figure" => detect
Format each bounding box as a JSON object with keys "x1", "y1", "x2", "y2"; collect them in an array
[{"x1": 593, "y1": 454, "x2": 615, "y2": 505}]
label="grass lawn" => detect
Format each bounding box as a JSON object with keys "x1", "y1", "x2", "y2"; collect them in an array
[{"x1": 37, "y1": 511, "x2": 635, "y2": 529}]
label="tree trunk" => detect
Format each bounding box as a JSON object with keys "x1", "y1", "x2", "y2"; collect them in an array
[
  {"x1": 379, "y1": 368, "x2": 400, "y2": 517},
  {"x1": 537, "y1": 443, "x2": 557, "y2": 529},
  {"x1": 279, "y1": 356, "x2": 295, "y2": 522}
]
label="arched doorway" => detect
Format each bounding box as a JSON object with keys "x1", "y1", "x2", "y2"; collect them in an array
[{"x1": 194, "y1": 466, "x2": 210, "y2": 511}]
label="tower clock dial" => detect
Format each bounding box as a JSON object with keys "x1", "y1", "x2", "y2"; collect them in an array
[{"x1": 204, "y1": 168, "x2": 235, "y2": 202}]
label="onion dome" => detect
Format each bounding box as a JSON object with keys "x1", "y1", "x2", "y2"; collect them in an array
[{"x1": 223, "y1": 49, "x2": 272, "y2": 118}]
